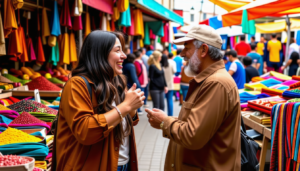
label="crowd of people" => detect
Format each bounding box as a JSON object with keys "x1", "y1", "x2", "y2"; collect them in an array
[{"x1": 224, "y1": 34, "x2": 300, "y2": 89}]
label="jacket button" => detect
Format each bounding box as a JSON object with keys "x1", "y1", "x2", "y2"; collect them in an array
[
  {"x1": 115, "y1": 147, "x2": 118, "y2": 151},
  {"x1": 171, "y1": 164, "x2": 174, "y2": 167}
]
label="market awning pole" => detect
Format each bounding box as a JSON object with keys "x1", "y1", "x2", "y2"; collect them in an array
[{"x1": 284, "y1": 15, "x2": 291, "y2": 75}]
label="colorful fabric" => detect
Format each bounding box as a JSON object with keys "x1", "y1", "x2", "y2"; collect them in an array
[
  {"x1": 119, "y1": 5, "x2": 131, "y2": 27},
  {"x1": 50, "y1": 0, "x2": 61, "y2": 36},
  {"x1": 84, "y1": 12, "x2": 91, "y2": 37},
  {"x1": 60, "y1": 0, "x2": 72, "y2": 29},
  {"x1": 9, "y1": 112, "x2": 50, "y2": 131},
  {"x1": 35, "y1": 37, "x2": 45, "y2": 63},
  {"x1": 133, "y1": 9, "x2": 144, "y2": 39},
  {"x1": 4, "y1": 0, "x2": 18, "y2": 38},
  {"x1": 7, "y1": 100, "x2": 58, "y2": 115},
  {"x1": 41, "y1": 8, "x2": 50, "y2": 45},
  {"x1": 241, "y1": 10, "x2": 256, "y2": 35},
  {"x1": 0, "y1": 115, "x2": 12, "y2": 128},
  {"x1": 73, "y1": 16, "x2": 82, "y2": 31},
  {"x1": 209, "y1": 16, "x2": 222, "y2": 30},
  {"x1": 0, "y1": 10, "x2": 6, "y2": 56},
  {"x1": 49, "y1": 41, "x2": 60, "y2": 66},
  {"x1": 26, "y1": 37, "x2": 36, "y2": 61},
  {"x1": 146, "y1": 21, "x2": 164, "y2": 37},
  {"x1": 260, "y1": 78, "x2": 282, "y2": 87}
]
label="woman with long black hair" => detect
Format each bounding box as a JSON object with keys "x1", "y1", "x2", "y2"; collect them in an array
[{"x1": 54, "y1": 31, "x2": 145, "y2": 171}]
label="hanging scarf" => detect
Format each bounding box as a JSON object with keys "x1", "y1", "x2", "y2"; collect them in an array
[
  {"x1": 41, "y1": 8, "x2": 50, "y2": 45},
  {"x1": 60, "y1": 0, "x2": 72, "y2": 29},
  {"x1": 4, "y1": 0, "x2": 18, "y2": 37},
  {"x1": 0, "y1": 10, "x2": 6, "y2": 56}
]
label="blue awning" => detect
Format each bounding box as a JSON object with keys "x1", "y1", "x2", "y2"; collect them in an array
[{"x1": 137, "y1": 0, "x2": 184, "y2": 26}]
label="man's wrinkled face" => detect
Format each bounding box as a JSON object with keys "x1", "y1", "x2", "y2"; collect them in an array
[{"x1": 180, "y1": 41, "x2": 201, "y2": 77}]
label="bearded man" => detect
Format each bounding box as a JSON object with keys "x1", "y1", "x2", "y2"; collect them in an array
[{"x1": 145, "y1": 25, "x2": 241, "y2": 171}]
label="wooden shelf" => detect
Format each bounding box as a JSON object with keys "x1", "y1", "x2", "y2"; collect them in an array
[
  {"x1": 264, "y1": 128, "x2": 271, "y2": 139},
  {"x1": 2, "y1": 90, "x2": 61, "y2": 98},
  {"x1": 242, "y1": 115, "x2": 265, "y2": 134},
  {"x1": 0, "y1": 92, "x2": 12, "y2": 99}
]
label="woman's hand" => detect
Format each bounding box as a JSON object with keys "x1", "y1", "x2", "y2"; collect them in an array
[
  {"x1": 164, "y1": 87, "x2": 168, "y2": 94},
  {"x1": 123, "y1": 84, "x2": 145, "y2": 111}
]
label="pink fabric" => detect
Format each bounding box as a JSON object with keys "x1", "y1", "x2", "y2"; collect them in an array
[
  {"x1": 161, "y1": 23, "x2": 169, "y2": 43},
  {"x1": 149, "y1": 29, "x2": 156, "y2": 40},
  {"x1": 0, "y1": 110, "x2": 19, "y2": 119},
  {"x1": 82, "y1": 0, "x2": 113, "y2": 14},
  {"x1": 0, "y1": 123, "x2": 9, "y2": 128},
  {"x1": 46, "y1": 152, "x2": 53, "y2": 159},
  {"x1": 60, "y1": 0, "x2": 72, "y2": 29},
  {"x1": 281, "y1": 80, "x2": 298, "y2": 86},
  {"x1": 134, "y1": 60, "x2": 147, "y2": 87},
  {"x1": 127, "y1": 9, "x2": 135, "y2": 35},
  {"x1": 240, "y1": 104, "x2": 248, "y2": 108},
  {"x1": 0, "y1": 100, "x2": 4, "y2": 106},
  {"x1": 73, "y1": 16, "x2": 82, "y2": 31},
  {"x1": 174, "y1": 77, "x2": 181, "y2": 84},
  {"x1": 26, "y1": 38, "x2": 36, "y2": 61},
  {"x1": 140, "y1": 60, "x2": 148, "y2": 87}
]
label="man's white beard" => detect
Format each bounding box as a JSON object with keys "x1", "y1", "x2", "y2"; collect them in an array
[{"x1": 184, "y1": 51, "x2": 200, "y2": 77}]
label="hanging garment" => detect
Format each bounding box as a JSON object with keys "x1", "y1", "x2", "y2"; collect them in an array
[
  {"x1": 78, "y1": 0, "x2": 83, "y2": 15},
  {"x1": 112, "y1": 7, "x2": 120, "y2": 22},
  {"x1": 127, "y1": 9, "x2": 134, "y2": 35},
  {"x1": 241, "y1": 10, "x2": 256, "y2": 35},
  {"x1": 111, "y1": 19, "x2": 115, "y2": 31},
  {"x1": 149, "y1": 29, "x2": 156, "y2": 39},
  {"x1": 18, "y1": 26, "x2": 29, "y2": 62},
  {"x1": 8, "y1": 29, "x2": 22, "y2": 61},
  {"x1": 50, "y1": 0, "x2": 61, "y2": 36},
  {"x1": 73, "y1": 16, "x2": 82, "y2": 31},
  {"x1": 106, "y1": 17, "x2": 111, "y2": 31},
  {"x1": 26, "y1": 37, "x2": 36, "y2": 61},
  {"x1": 35, "y1": 37, "x2": 46, "y2": 63},
  {"x1": 117, "y1": 0, "x2": 129, "y2": 12},
  {"x1": 60, "y1": 33, "x2": 70, "y2": 64},
  {"x1": 69, "y1": 32, "x2": 77, "y2": 63},
  {"x1": 71, "y1": 0, "x2": 80, "y2": 17},
  {"x1": 161, "y1": 22, "x2": 169, "y2": 43},
  {"x1": 4, "y1": 0, "x2": 18, "y2": 37},
  {"x1": 100, "y1": 14, "x2": 107, "y2": 31},
  {"x1": 84, "y1": 13, "x2": 91, "y2": 38},
  {"x1": 41, "y1": 8, "x2": 50, "y2": 45},
  {"x1": 146, "y1": 21, "x2": 164, "y2": 37},
  {"x1": 133, "y1": 9, "x2": 144, "y2": 39},
  {"x1": 0, "y1": 11, "x2": 6, "y2": 56},
  {"x1": 119, "y1": 6, "x2": 131, "y2": 27},
  {"x1": 60, "y1": 0, "x2": 72, "y2": 29},
  {"x1": 49, "y1": 41, "x2": 60, "y2": 66},
  {"x1": 144, "y1": 22, "x2": 150, "y2": 45}
]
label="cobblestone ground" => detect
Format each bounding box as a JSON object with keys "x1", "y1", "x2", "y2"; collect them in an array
[{"x1": 135, "y1": 99, "x2": 181, "y2": 171}]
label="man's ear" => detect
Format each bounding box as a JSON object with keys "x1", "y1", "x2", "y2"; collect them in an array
[{"x1": 199, "y1": 44, "x2": 209, "y2": 58}]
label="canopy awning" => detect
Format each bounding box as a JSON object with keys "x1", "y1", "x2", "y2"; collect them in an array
[
  {"x1": 222, "y1": 0, "x2": 300, "y2": 27},
  {"x1": 82, "y1": 0, "x2": 113, "y2": 14},
  {"x1": 209, "y1": 0, "x2": 251, "y2": 12},
  {"x1": 256, "y1": 19, "x2": 300, "y2": 33},
  {"x1": 132, "y1": 0, "x2": 184, "y2": 25}
]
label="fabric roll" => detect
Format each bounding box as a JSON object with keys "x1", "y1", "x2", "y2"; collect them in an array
[
  {"x1": 0, "y1": 11, "x2": 6, "y2": 56},
  {"x1": 49, "y1": 41, "x2": 60, "y2": 66},
  {"x1": 18, "y1": 26, "x2": 29, "y2": 63},
  {"x1": 133, "y1": 9, "x2": 144, "y2": 39},
  {"x1": 117, "y1": 0, "x2": 129, "y2": 12},
  {"x1": 4, "y1": 0, "x2": 18, "y2": 38},
  {"x1": 112, "y1": 7, "x2": 120, "y2": 22},
  {"x1": 50, "y1": 1, "x2": 61, "y2": 36},
  {"x1": 69, "y1": 32, "x2": 77, "y2": 62},
  {"x1": 84, "y1": 13, "x2": 91, "y2": 38},
  {"x1": 60, "y1": 0, "x2": 72, "y2": 29},
  {"x1": 41, "y1": 8, "x2": 50, "y2": 45}
]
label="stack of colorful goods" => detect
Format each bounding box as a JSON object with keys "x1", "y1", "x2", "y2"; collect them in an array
[
  {"x1": 0, "y1": 128, "x2": 41, "y2": 145},
  {"x1": 2, "y1": 74, "x2": 31, "y2": 85},
  {"x1": 270, "y1": 102, "x2": 300, "y2": 170},
  {"x1": 261, "y1": 88, "x2": 284, "y2": 96},
  {"x1": 25, "y1": 76, "x2": 61, "y2": 91},
  {"x1": 7, "y1": 100, "x2": 58, "y2": 115},
  {"x1": 0, "y1": 154, "x2": 33, "y2": 166},
  {"x1": 0, "y1": 104, "x2": 19, "y2": 119},
  {"x1": 0, "y1": 82, "x2": 14, "y2": 90},
  {"x1": 248, "y1": 97, "x2": 287, "y2": 115},
  {"x1": 282, "y1": 88, "x2": 300, "y2": 98},
  {"x1": 260, "y1": 78, "x2": 282, "y2": 87},
  {"x1": 0, "y1": 97, "x2": 20, "y2": 106}
]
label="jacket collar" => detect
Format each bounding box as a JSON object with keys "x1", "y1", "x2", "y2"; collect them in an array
[{"x1": 194, "y1": 60, "x2": 225, "y2": 83}]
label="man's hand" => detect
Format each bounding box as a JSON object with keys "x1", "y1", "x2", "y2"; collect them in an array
[{"x1": 145, "y1": 108, "x2": 168, "y2": 129}]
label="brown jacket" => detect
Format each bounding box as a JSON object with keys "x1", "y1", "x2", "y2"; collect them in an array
[
  {"x1": 162, "y1": 60, "x2": 241, "y2": 171},
  {"x1": 55, "y1": 76, "x2": 139, "y2": 171}
]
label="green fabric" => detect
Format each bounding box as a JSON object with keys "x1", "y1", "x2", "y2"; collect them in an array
[
  {"x1": 18, "y1": 112, "x2": 56, "y2": 122},
  {"x1": 144, "y1": 23, "x2": 151, "y2": 45},
  {"x1": 119, "y1": 6, "x2": 131, "y2": 27},
  {"x1": 157, "y1": 37, "x2": 161, "y2": 43},
  {"x1": 49, "y1": 42, "x2": 60, "y2": 66},
  {"x1": 146, "y1": 21, "x2": 164, "y2": 37},
  {"x1": 241, "y1": 10, "x2": 256, "y2": 35}
]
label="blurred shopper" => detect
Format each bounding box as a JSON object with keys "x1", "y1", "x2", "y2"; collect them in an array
[
  {"x1": 267, "y1": 34, "x2": 282, "y2": 72},
  {"x1": 235, "y1": 35, "x2": 251, "y2": 56},
  {"x1": 163, "y1": 48, "x2": 169, "y2": 56},
  {"x1": 134, "y1": 51, "x2": 148, "y2": 115},
  {"x1": 223, "y1": 52, "x2": 232, "y2": 71},
  {"x1": 257, "y1": 37, "x2": 265, "y2": 56},
  {"x1": 227, "y1": 50, "x2": 246, "y2": 89},
  {"x1": 243, "y1": 56, "x2": 259, "y2": 83},
  {"x1": 124, "y1": 47, "x2": 131, "y2": 55},
  {"x1": 281, "y1": 52, "x2": 300, "y2": 76},
  {"x1": 289, "y1": 38, "x2": 300, "y2": 58},
  {"x1": 247, "y1": 44, "x2": 263, "y2": 75},
  {"x1": 55, "y1": 31, "x2": 144, "y2": 171},
  {"x1": 146, "y1": 45, "x2": 154, "y2": 56},
  {"x1": 249, "y1": 36, "x2": 257, "y2": 47},
  {"x1": 180, "y1": 63, "x2": 193, "y2": 101},
  {"x1": 146, "y1": 25, "x2": 241, "y2": 171},
  {"x1": 173, "y1": 49, "x2": 183, "y2": 76},
  {"x1": 162, "y1": 53, "x2": 176, "y2": 116},
  {"x1": 123, "y1": 54, "x2": 141, "y2": 89},
  {"x1": 148, "y1": 51, "x2": 168, "y2": 110},
  {"x1": 139, "y1": 48, "x2": 150, "y2": 107}
]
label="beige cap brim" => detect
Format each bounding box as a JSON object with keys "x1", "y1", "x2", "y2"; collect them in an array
[{"x1": 173, "y1": 37, "x2": 194, "y2": 45}]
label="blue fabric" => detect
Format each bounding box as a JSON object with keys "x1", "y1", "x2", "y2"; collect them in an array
[
  {"x1": 123, "y1": 63, "x2": 141, "y2": 89},
  {"x1": 119, "y1": 6, "x2": 131, "y2": 27},
  {"x1": 291, "y1": 103, "x2": 300, "y2": 149},
  {"x1": 30, "y1": 132, "x2": 43, "y2": 137},
  {"x1": 0, "y1": 127, "x2": 6, "y2": 132},
  {"x1": 276, "y1": 86, "x2": 289, "y2": 90},
  {"x1": 117, "y1": 163, "x2": 128, "y2": 171},
  {"x1": 282, "y1": 91, "x2": 300, "y2": 98},
  {"x1": 173, "y1": 26, "x2": 178, "y2": 34},
  {"x1": 146, "y1": 50, "x2": 153, "y2": 57},
  {"x1": 239, "y1": 92, "x2": 270, "y2": 103},
  {"x1": 247, "y1": 52, "x2": 264, "y2": 75},
  {"x1": 0, "y1": 115, "x2": 12, "y2": 126},
  {"x1": 221, "y1": 35, "x2": 228, "y2": 50},
  {"x1": 50, "y1": 1, "x2": 61, "y2": 36},
  {"x1": 260, "y1": 78, "x2": 282, "y2": 87},
  {"x1": 181, "y1": 85, "x2": 189, "y2": 101},
  {"x1": 130, "y1": 41, "x2": 133, "y2": 54},
  {"x1": 48, "y1": 105, "x2": 59, "y2": 110},
  {"x1": 296, "y1": 30, "x2": 300, "y2": 46},
  {"x1": 209, "y1": 16, "x2": 222, "y2": 29},
  {"x1": 173, "y1": 56, "x2": 183, "y2": 73},
  {"x1": 231, "y1": 61, "x2": 246, "y2": 89},
  {"x1": 166, "y1": 90, "x2": 173, "y2": 116},
  {"x1": 225, "y1": 61, "x2": 231, "y2": 71}
]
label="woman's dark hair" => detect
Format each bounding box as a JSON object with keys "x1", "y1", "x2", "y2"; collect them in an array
[
  {"x1": 125, "y1": 53, "x2": 136, "y2": 63},
  {"x1": 291, "y1": 51, "x2": 300, "y2": 64},
  {"x1": 72, "y1": 30, "x2": 132, "y2": 144},
  {"x1": 161, "y1": 55, "x2": 169, "y2": 67}
]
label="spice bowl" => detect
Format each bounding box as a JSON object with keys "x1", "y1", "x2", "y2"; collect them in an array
[{"x1": 0, "y1": 156, "x2": 35, "y2": 171}]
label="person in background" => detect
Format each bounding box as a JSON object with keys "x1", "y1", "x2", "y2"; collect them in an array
[
  {"x1": 267, "y1": 34, "x2": 282, "y2": 72},
  {"x1": 161, "y1": 53, "x2": 176, "y2": 116},
  {"x1": 173, "y1": 49, "x2": 183, "y2": 76},
  {"x1": 227, "y1": 50, "x2": 246, "y2": 89},
  {"x1": 281, "y1": 51, "x2": 300, "y2": 76},
  {"x1": 146, "y1": 45, "x2": 154, "y2": 56},
  {"x1": 223, "y1": 52, "x2": 231, "y2": 71},
  {"x1": 247, "y1": 44, "x2": 263, "y2": 75},
  {"x1": 243, "y1": 56, "x2": 260, "y2": 83},
  {"x1": 124, "y1": 47, "x2": 131, "y2": 55},
  {"x1": 123, "y1": 53, "x2": 141, "y2": 89},
  {"x1": 289, "y1": 38, "x2": 300, "y2": 58},
  {"x1": 256, "y1": 37, "x2": 265, "y2": 56},
  {"x1": 249, "y1": 36, "x2": 257, "y2": 47},
  {"x1": 163, "y1": 48, "x2": 169, "y2": 56},
  {"x1": 148, "y1": 51, "x2": 168, "y2": 110},
  {"x1": 139, "y1": 48, "x2": 150, "y2": 107},
  {"x1": 235, "y1": 35, "x2": 251, "y2": 56},
  {"x1": 134, "y1": 51, "x2": 148, "y2": 115}
]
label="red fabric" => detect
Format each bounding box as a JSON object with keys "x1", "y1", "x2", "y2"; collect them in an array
[
  {"x1": 111, "y1": 20, "x2": 115, "y2": 31},
  {"x1": 199, "y1": 19, "x2": 209, "y2": 25},
  {"x1": 35, "y1": 37, "x2": 45, "y2": 63},
  {"x1": 8, "y1": 97, "x2": 20, "y2": 103},
  {"x1": 149, "y1": 29, "x2": 156, "y2": 39},
  {"x1": 173, "y1": 10, "x2": 183, "y2": 17},
  {"x1": 161, "y1": 23, "x2": 169, "y2": 43},
  {"x1": 82, "y1": 0, "x2": 113, "y2": 14},
  {"x1": 60, "y1": 0, "x2": 72, "y2": 29},
  {"x1": 234, "y1": 41, "x2": 251, "y2": 56},
  {"x1": 127, "y1": 9, "x2": 135, "y2": 35},
  {"x1": 134, "y1": 61, "x2": 144, "y2": 85},
  {"x1": 72, "y1": 16, "x2": 82, "y2": 31}
]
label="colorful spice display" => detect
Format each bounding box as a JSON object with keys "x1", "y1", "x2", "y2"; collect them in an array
[
  {"x1": 2, "y1": 74, "x2": 31, "y2": 85},
  {"x1": 0, "y1": 104, "x2": 10, "y2": 111},
  {"x1": 0, "y1": 127, "x2": 41, "y2": 145},
  {"x1": 9, "y1": 112, "x2": 46, "y2": 125},
  {"x1": 0, "y1": 155, "x2": 31, "y2": 166},
  {"x1": 25, "y1": 76, "x2": 61, "y2": 91},
  {"x1": 7, "y1": 100, "x2": 58, "y2": 115}
]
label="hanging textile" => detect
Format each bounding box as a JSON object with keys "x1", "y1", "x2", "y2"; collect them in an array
[
  {"x1": 91, "y1": 15, "x2": 96, "y2": 31},
  {"x1": 0, "y1": 11, "x2": 6, "y2": 56},
  {"x1": 60, "y1": 0, "x2": 72, "y2": 29},
  {"x1": 144, "y1": 23, "x2": 150, "y2": 45},
  {"x1": 241, "y1": 10, "x2": 256, "y2": 35},
  {"x1": 41, "y1": 8, "x2": 50, "y2": 45},
  {"x1": 50, "y1": 1, "x2": 61, "y2": 36},
  {"x1": 146, "y1": 21, "x2": 164, "y2": 37},
  {"x1": 49, "y1": 41, "x2": 59, "y2": 66},
  {"x1": 117, "y1": 0, "x2": 129, "y2": 12},
  {"x1": 111, "y1": 19, "x2": 115, "y2": 31},
  {"x1": 71, "y1": 0, "x2": 80, "y2": 17},
  {"x1": 169, "y1": 23, "x2": 174, "y2": 44},
  {"x1": 149, "y1": 29, "x2": 156, "y2": 39},
  {"x1": 26, "y1": 38, "x2": 36, "y2": 61},
  {"x1": 101, "y1": 14, "x2": 107, "y2": 31},
  {"x1": 133, "y1": 9, "x2": 144, "y2": 39},
  {"x1": 209, "y1": 16, "x2": 223, "y2": 30},
  {"x1": 18, "y1": 26, "x2": 28, "y2": 62},
  {"x1": 78, "y1": 0, "x2": 83, "y2": 15},
  {"x1": 84, "y1": 13, "x2": 91, "y2": 38},
  {"x1": 221, "y1": 35, "x2": 227, "y2": 50},
  {"x1": 199, "y1": 19, "x2": 209, "y2": 26},
  {"x1": 119, "y1": 6, "x2": 131, "y2": 27},
  {"x1": 296, "y1": 30, "x2": 300, "y2": 46},
  {"x1": 127, "y1": 9, "x2": 134, "y2": 35},
  {"x1": 36, "y1": 37, "x2": 46, "y2": 63},
  {"x1": 4, "y1": 0, "x2": 18, "y2": 38},
  {"x1": 106, "y1": 16, "x2": 111, "y2": 31},
  {"x1": 73, "y1": 16, "x2": 82, "y2": 31},
  {"x1": 161, "y1": 23, "x2": 169, "y2": 43},
  {"x1": 112, "y1": 7, "x2": 120, "y2": 22},
  {"x1": 69, "y1": 32, "x2": 77, "y2": 63},
  {"x1": 60, "y1": 33, "x2": 70, "y2": 64},
  {"x1": 8, "y1": 30, "x2": 22, "y2": 61}
]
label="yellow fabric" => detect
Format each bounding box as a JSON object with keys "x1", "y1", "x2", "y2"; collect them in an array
[
  {"x1": 256, "y1": 42, "x2": 264, "y2": 56},
  {"x1": 291, "y1": 19, "x2": 300, "y2": 30},
  {"x1": 112, "y1": 7, "x2": 120, "y2": 22},
  {"x1": 41, "y1": 8, "x2": 50, "y2": 45},
  {"x1": 35, "y1": 161, "x2": 47, "y2": 170},
  {"x1": 244, "y1": 83, "x2": 267, "y2": 91},
  {"x1": 209, "y1": 0, "x2": 250, "y2": 12},
  {"x1": 84, "y1": 13, "x2": 91, "y2": 38},
  {"x1": 12, "y1": 0, "x2": 23, "y2": 9},
  {"x1": 267, "y1": 40, "x2": 281, "y2": 62},
  {"x1": 1, "y1": 100, "x2": 10, "y2": 106},
  {"x1": 78, "y1": 0, "x2": 83, "y2": 15},
  {"x1": 276, "y1": 7, "x2": 300, "y2": 16},
  {"x1": 48, "y1": 35, "x2": 57, "y2": 47},
  {"x1": 270, "y1": 71, "x2": 292, "y2": 80},
  {"x1": 117, "y1": 0, "x2": 129, "y2": 12},
  {"x1": 106, "y1": 19, "x2": 111, "y2": 32},
  {"x1": 0, "y1": 11, "x2": 6, "y2": 56},
  {"x1": 4, "y1": 0, "x2": 18, "y2": 38},
  {"x1": 60, "y1": 33, "x2": 70, "y2": 64},
  {"x1": 133, "y1": 9, "x2": 144, "y2": 39},
  {"x1": 46, "y1": 135, "x2": 54, "y2": 144},
  {"x1": 139, "y1": 39, "x2": 144, "y2": 48},
  {"x1": 256, "y1": 21, "x2": 286, "y2": 34},
  {"x1": 69, "y1": 32, "x2": 77, "y2": 62}
]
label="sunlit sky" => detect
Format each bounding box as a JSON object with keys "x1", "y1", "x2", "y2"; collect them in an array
[{"x1": 174, "y1": 0, "x2": 228, "y2": 15}]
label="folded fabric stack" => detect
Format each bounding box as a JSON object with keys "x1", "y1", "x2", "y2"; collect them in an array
[
  {"x1": 45, "y1": 135, "x2": 54, "y2": 170},
  {"x1": 239, "y1": 92, "x2": 270, "y2": 104},
  {"x1": 261, "y1": 88, "x2": 284, "y2": 97},
  {"x1": 282, "y1": 88, "x2": 300, "y2": 98},
  {"x1": 260, "y1": 78, "x2": 282, "y2": 87},
  {"x1": 0, "y1": 104, "x2": 19, "y2": 119}
]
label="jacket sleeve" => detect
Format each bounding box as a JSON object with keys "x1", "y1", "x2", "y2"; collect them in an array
[
  {"x1": 60, "y1": 77, "x2": 114, "y2": 145},
  {"x1": 161, "y1": 81, "x2": 230, "y2": 150},
  {"x1": 129, "y1": 65, "x2": 141, "y2": 89}
]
